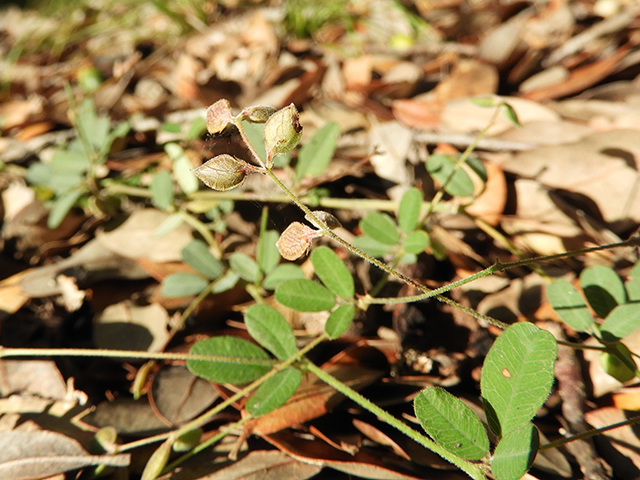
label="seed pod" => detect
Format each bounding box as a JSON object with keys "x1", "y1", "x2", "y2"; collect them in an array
[
  {"x1": 305, "y1": 211, "x2": 341, "y2": 230},
  {"x1": 276, "y1": 222, "x2": 322, "y2": 261},
  {"x1": 263, "y1": 103, "x2": 302, "y2": 164},
  {"x1": 240, "y1": 105, "x2": 276, "y2": 123},
  {"x1": 206, "y1": 99, "x2": 234, "y2": 135},
  {"x1": 192, "y1": 154, "x2": 255, "y2": 191}
]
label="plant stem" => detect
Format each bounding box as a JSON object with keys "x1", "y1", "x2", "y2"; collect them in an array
[
  {"x1": 179, "y1": 210, "x2": 222, "y2": 257},
  {"x1": 303, "y1": 359, "x2": 487, "y2": 480},
  {"x1": 539, "y1": 414, "x2": 640, "y2": 451},
  {"x1": 365, "y1": 237, "x2": 638, "y2": 307},
  {"x1": 0, "y1": 347, "x2": 276, "y2": 366}
]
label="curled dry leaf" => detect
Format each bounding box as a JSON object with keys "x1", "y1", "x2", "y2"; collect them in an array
[
  {"x1": 305, "y1": 211, "x2": 342, "y2": 230},
  {"x1": 192, "y1": 154, "x2": 256, "y2": 191},
  {"x1": 276, "y1": 222, "x2": 322, "y2": 261},
  {"x1": 206, "y1": 99, "x2": 234, "y2": 135},
  {"x1": 263, "y1": 103, "x2": 302, "y2": 163}
]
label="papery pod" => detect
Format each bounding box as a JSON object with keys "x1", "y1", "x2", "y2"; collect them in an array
[
  {"x1": 206, "y1": 99, "x2": 234, "y2": 135},
  {"x1": 241, "y1": 105, "x2": 276, "y2": 123},
  {"x1": 276, "y1": 222, "x2": 322, "y2": 261},
  {"x1": 192, "y1": 154, "x2": 256, "y2": 191},
  {"x1": 306, "y1": 211, "x2": 341, "y2": 230},
  {"x1": 263, "y1": 103, "x2": 302, "y2": 163}
]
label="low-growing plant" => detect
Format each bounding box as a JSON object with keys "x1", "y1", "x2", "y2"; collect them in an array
[{"x1": 4, "y1": 97, "x2": 640, "y2": 480}]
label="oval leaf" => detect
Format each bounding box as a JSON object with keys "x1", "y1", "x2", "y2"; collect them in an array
[
  {"x1": 182, "y1": 240, "x2": 223, "y2": 280},
  {"x1": 246, "y1": 368, "x2": 302, "y2": 417},
  {"x1": 296, "y1": 122, "x2": 340, "y2": 180},
  {"x1": 480, "y1": 322, "x2": 556, "y2": 436},
  {"x1": 546, "y1": 278, "x2": 595, "y2": 332},
  {"x1": 245, "y1": 304, "x2": 297, "y2": 360},
  {"x1": 414, "y1": 387, "x2": 490, "y2": 461},
  {"x1": 398, "y1": 187, "x2": 423, "y2": 233},
  {"x1": 187, "y1": 336, "x2": 271, "y2": 384},
  {"x1": 166, "y1": 143, "x2": 198, "y2": 194},
  {"x1": 310, "y1": 246, "x2": 354, "y2": 299},
  {"x1": 403, "y1": 230, "x2": 430, "y2": 254},
  {"x1": 580, "y1": 265, "x2": 626, "y2": 319},
  {"x1": 600, "y1": 303, "x2": 640, "y2": 342},
  {"x1": 325, "y1": 304, "x2": 356, "y2": 340},
  {"x1": 426, "y1": 154, "x2": 474, "y2": 198},
  {"x1": 359, "y1": 212, "x2": 400, "y2": 245},
  {"x1": 229, "y1": 252, "x2": 260, "y2": 283},
  {"x1": 258, "y1": 230, "x2": 281, "y2": 275},
  {"x1": 263, "y1": 264, "x2": 305, "y2": 290},
  {"x1": 162, "y1": 273, "x2": 209, "y2": 297},
  {"x1": 625, "y1": 261, "x2": 640, "y2": 302},
  {"x1": 491, "y1": 423, "x2": 539, "y2": 480},
  {"x1": 48, "y1": 189, "x2": 84, "y2": 229},
  {"x1": 151, "y1": 170, "x2": 174, "y2": 210},
  {"x1": 352, "y1": 235, "x2": 394, "y2": 257},
  {"x1": 275, "y1": 279, "x2": 335, "y2": 312}
]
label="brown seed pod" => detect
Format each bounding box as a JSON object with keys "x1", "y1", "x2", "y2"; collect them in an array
[
  {"x1": 240, "y1": 105, "x2": 276, "y2": 123},
  {"x1": 305, "y1": 211, "x2": 342, "y2": 230},
  {"x1": 276, "y1": 222, "x2": 322, "y2": 261},
  {"x1": 206, "y1": 99, "x2": 234, "y2": 135},
  {"x1": 263, "y1": 103, "x2": 302, "y2": 164},
  {"x1": 192, "y1": 154, "x2": 255, "y2": 191}
]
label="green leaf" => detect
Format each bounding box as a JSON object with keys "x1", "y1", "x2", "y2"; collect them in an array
[
  {"x1": 181, "y1": 240, "x2": 223, "y2": 280},
  {"x1": 151, "y1": 170, "x2": 174, "y2": 210},
  {"x1": 403, "y1": 230, "x2": 430, "y2": 254},
  {"x1": 546, "y1": 279, "x2": 595, "y2": 332},
  {"x1": 426, "y1": 154, "x2": 474, "y2": 198},
  {"x1": 153, "y1": 212, "x2": 184, "y2": 238},
  {"x1": 398, "y1": 187, "x2": 422, "y2": 233},
  {"x1": 258, "y1": 230, "x2": 281, "y2": 275},
  {"x1": 466, "y1": 156, "x2": 487, "y2": 183},
  {"x1": 600, "y1": 303, "x2": 640, "y2": 342},
  {"x1": 325, "y1": 304, "x2": 356, "y2": 340},
  {"x1": 600, "y1": 342, "x2": 636, "y2": 383},
  {"x1": 275, "y1": 279, "x2": 336, "y2": 312},
  {"x1": 141, "y1": 437, "x2": 173, "y2": 480},
  {"x1": 359, "y1": 212, "x2": 400, "y2": 245},
  {"x1": 166, "y1": 143, "x2": 199, "y2": 195},
  {"x1": 242, "y1": 121, "x2": 267, "y2": 163},
  {"x1": 480, "y1": 322, "x2": 556, "y2": 436},
  {"x1": 187, "y1": 116, "x2": 207, "y2": 140},
  {"x1": 212, "y1": 271, "x2": 239, "y2": 294},
  {"x1": 491, "y1": 423, "x2": 539, "y2": 480},
  {"x1": 296, "y1": 122, "x2": 340, "y2": 180},
  {"x1": 501, "y1": 102, "x2": 522, "y2": 128},
  {"x1": 162, "y1": 273, "x2": 209, "y2": 297},
  {"x1": 414, "y1": 387, "x2": 490, "y2": 461},
  {"x1": 625, "y1": 261, "x2": 640, "y2": 302},
  {"x1": 470, "y1": 96, "x2": 498, "y2": 108},
  {"x1": 263, "y1": 264, "x2": 305, "y2": 290},
  {"x1": 352, "y1": 235, "x2": 394, "y2": 257},
  {"x1": 310, "y1": 246, "x2": 354, "y2": 299},
  {"x1": 246, "y1": 368, "x2": 302, "y2": 417},
  {"x1": 229, "y1": 252, "x2": 260, "y2": 283},
  {"x1": 245, "y1": 304, "x2": 297, "y2": 360},
  {"x1": 47, "y1": 189, "x2": 83, "y2": 229},
  {"x1": 187, "y1": 336, "x2": 271, "y2": 384},
  {"x1": 580, "y1": 266, "x2": 626, "y2": 318}
]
